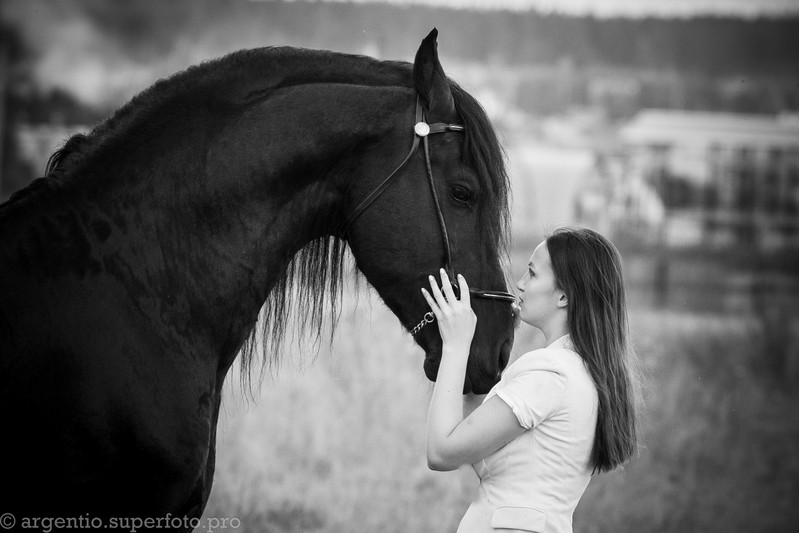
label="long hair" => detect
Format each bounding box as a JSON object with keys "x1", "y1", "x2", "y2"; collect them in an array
[{"x1": 546, "y1": 227, "x2": 639, "y2": 473}]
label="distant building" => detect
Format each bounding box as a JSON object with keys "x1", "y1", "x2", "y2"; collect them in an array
[
  {"x1": 597, "y1": 109, "x2": 799, "y2": 249},
  {"x1": 507, "y1": 141, "x2": 597, "y2": 240}
]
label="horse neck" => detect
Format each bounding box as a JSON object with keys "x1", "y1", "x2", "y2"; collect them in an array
[
  {"x1": 102, "y1": 85, "x2": 411, "y2": 359},
  {"x1": 0, "y1": 84, "x2": 410, "y2": 367}
]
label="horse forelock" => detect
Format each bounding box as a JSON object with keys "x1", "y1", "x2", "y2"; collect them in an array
[{"x1": 448, "y1": 81, "x2": 511, "y2": 265}]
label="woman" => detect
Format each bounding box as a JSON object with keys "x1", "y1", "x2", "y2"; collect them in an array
[{"x1": 421, "y1": 227, "x2": 638, "y2": 533}]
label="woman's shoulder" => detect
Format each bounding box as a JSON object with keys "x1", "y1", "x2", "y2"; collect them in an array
[{"x1": 506, "y1": 346, "x2": 584, "y2": 377}]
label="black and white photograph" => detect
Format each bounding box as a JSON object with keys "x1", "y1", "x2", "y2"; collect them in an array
[{"x1": 1, "y1": 1, "x2": 797, "y2": 532}]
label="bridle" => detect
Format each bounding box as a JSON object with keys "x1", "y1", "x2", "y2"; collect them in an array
[{"x1": 341, "y1": 95, "x2": 516, "y2": 336}]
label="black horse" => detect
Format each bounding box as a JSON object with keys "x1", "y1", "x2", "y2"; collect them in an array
[{"x1": 0, "y1": 30, "x2": 513, "y2": 525}]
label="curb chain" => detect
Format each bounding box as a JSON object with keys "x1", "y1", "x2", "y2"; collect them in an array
[{"x1": 411, "y1": 312, "x2": 435, "y2": 336}]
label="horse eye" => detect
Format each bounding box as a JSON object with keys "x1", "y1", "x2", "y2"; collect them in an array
[{"x1": 450, "y1": 185, "x2": 472, "y2": 204}]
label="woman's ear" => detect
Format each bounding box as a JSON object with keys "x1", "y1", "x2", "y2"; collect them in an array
[{"x1": 557, "y1": 292, "x2": 568, "y2": 309}]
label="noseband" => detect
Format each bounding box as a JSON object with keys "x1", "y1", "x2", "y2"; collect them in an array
[{"x1": 342, "y1": 95, "x2": 515, "y2": 336}]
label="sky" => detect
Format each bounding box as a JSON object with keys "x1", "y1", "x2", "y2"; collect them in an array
[{"x1": 270, "y1": 0, "x2": 799, "y2": 17}]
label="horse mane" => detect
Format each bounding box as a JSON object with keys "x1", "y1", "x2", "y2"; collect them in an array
[
  {"x1": 7, "y1": 46, "x2": 510, "y2": 389},
  {"x1": 45, "y1": 133, "x2": 90, "y2": 177},
  {"x1": 239, "y1": 235, "x2": 351, "y2": 390},
  {"x1": 39, "y1": 47, "x2": 410, "y2": 183},
  {"x1": 0, "y1": 133, "x2": 87, "y2": 220}
]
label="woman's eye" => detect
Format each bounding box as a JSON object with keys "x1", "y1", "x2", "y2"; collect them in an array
[{"x1": 450, "y1": 186, "x2": 472, "y2": 204}]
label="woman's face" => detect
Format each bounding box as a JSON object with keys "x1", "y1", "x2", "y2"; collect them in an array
[{"x1": 515, "y1": 241, "x2": 565, "y2": 329}]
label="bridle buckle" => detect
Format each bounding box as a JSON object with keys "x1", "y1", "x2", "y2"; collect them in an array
[{"x1": 414, "y1": 122, "x2": 430, "y2": 137}]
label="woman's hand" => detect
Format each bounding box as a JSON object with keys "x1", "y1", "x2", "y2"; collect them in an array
[
  {"x1": 421, "y1": 269, "x2": 476, "y2": 355},
  {"x1": 422, "y1": 269, "x2": 526, "y2": 472}
]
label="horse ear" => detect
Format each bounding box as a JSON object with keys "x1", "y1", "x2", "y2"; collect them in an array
[{"x1": 413, "y1": 28, "x2": 456, "y2": 118}]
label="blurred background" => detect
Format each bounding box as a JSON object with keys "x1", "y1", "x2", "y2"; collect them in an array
[{"x1": 2, "y1": 0, "x2": 798, "y2": 531}]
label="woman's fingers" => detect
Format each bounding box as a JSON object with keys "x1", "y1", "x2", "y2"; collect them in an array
[
  {"x1": 427, "y1": 275, "x2": 447, "y2": 309},
  {"x1": 439, "y1": 268, "x2": 457, "y2": 303},
  {"x1": 456, "y1": 273, "x2": 471, "y2": 307},
  {"x1": 421, "y1": 287, "x2": 442, "y2": 317},
  {"x1": 426, "y1": 271, "x2": 474, "y2": 317}
]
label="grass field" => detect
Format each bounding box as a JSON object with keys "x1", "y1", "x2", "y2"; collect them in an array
[{"x1": 202, "y1": 266, "x2": 799, "y2": 532}]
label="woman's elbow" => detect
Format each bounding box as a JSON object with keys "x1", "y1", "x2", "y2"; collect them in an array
[{"x1": 426, "y1": 449, "x2": 459, "y2": 471}]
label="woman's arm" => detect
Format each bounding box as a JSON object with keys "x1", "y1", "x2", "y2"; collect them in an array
[{"x1": 422, "y1": 270, "x2": 527, "y2": 471}]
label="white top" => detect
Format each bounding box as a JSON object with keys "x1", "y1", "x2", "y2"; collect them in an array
[{"x1": 457, "y1": 335, "x2": 599, "y2": 533}]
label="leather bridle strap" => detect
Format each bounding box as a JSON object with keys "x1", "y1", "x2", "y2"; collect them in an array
[
  {"x1": 418, "y1": 109, "x2": 515, "y2": 305},
  {"x1": 341, "y1": 97, "x2": 429, "y2": 236},
  {"x1": 421, "y1": 129, "x2": 454, "y2": 282},
  {"x1": 340, "y1": 95, "x2": 516, "y2": 336}
]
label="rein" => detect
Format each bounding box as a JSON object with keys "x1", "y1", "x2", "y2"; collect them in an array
[{"x1": 342, "y1": 96, "x2": 516, "y2": 336}]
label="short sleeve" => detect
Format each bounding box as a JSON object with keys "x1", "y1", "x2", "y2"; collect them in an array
[{"x1": 495, "y1": 367, "x2": 567, "y2": 430}]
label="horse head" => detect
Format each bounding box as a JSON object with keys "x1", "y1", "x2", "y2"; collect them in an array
[{"x1": 344, "y1": 30, "x2": 514, "y2": 393}]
